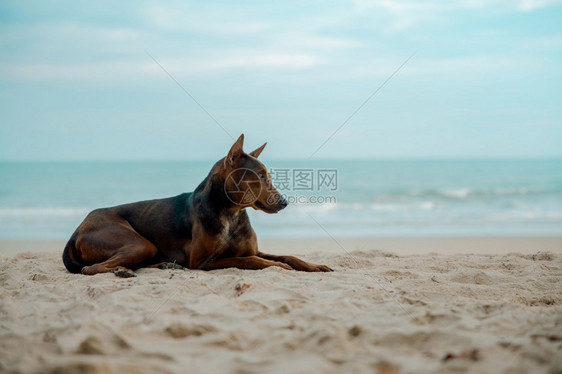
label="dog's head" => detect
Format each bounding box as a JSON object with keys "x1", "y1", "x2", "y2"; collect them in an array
[{"x1": 222, "y1": 134, "x2": 287, "y2": 213}]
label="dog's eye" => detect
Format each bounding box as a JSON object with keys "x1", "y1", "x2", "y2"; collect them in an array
[{"x1": 258, "y1": 172, "x2": 266, "y2": 180}]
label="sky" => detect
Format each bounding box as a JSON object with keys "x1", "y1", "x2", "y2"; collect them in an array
[{"x1": 0, "y1": 0, "x2": 561, "y2": 161}]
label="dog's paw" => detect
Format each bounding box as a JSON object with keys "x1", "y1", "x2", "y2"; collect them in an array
[
  {"x1": 114, "y1": 267, "x2": 137, "y2": 278},
  {"x1": 158, "y1": 262, "x2": 185, "y2": 270},
  {"x1": 312, "y1": 264, "x2": 334, "y2": 272}
]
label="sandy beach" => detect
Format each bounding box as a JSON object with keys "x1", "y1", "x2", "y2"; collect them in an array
[{"x1": 1, "y1": 237, "x2": 561, "y2": 373}]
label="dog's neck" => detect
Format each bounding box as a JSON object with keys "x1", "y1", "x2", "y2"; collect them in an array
[{"x1": 194, "y1": 160, "x2": 244, "y2": 218}]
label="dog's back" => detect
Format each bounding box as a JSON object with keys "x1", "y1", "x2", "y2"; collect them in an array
[{"x1": 62, "y1": 193, "x2": 194, "y2": 272}]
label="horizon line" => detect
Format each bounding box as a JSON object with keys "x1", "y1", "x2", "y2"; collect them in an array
[{"x1": 1, "y1": 156, "x2": 562, "y2": 163}]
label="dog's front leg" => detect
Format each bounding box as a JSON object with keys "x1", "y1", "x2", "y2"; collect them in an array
[
  {"x1": 192, "y1": 255, "x2": 293, "y2": 271},
  {"x1": 188, "y1": 227, "x2": 293, "y2": 271},
  {"x1": 257, "y1": 252, "x2": 333, "y2": 272}
]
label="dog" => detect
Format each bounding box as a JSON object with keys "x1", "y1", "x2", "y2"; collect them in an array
[{"x1": 62, "y1": 134, "x2": 332, "y2": 277}]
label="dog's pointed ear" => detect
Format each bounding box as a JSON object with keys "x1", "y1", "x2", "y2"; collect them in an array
[
  {"x1": 249, "y1": 142, "x2": 267, "y2": 158},
  {"x1": 225, "y1": 134, "x2": 245, "y2": 168}
]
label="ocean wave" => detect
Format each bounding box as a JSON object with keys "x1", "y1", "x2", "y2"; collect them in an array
[
  {"x1": 371, "y1": 186, "x2": 550, "y2": 203},
  {"x1": 0, "y1": 207, "x2": 90, "y2": 217},
  {"x1": 370, "y1": 203, "x2": 401, "y2": 212},
  {"x1": 489, "y1": 211, "x2": 562, "y2": 221},
  {"x1": 291, "y1": 202, "x2": 340, "y2": 214},
  {"x1": 419, "y1": 201, "x2": 436, "y2": 210},
  {"x1": 287, "y1": 201, "x2": 438, "y2": 214},
  {"x1": 442, "y1": 188, "x2": 472, "y2": 199}
]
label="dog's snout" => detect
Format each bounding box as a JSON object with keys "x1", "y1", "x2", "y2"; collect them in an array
[{"x1": 279, "y1": 197, "x2": 288, "y2": 209}]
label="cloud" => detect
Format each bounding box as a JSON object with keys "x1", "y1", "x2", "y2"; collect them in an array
[
  {"x1": 274, "y1": 33, "x2": 364, "y2": 50},
  {"x1": 0, "y1": 7, "x2": 358, "y2": 84},
  {"x1": 204, "y1": 53, "x2": 322, "y2": 69},
  {"x1": 352, "y1": 0, "x2": 490, "y2": 30},
  {"x1": 518, "y1": 0, "x2": 562, "y2": 11},
  {"x1": 0, "y1": 51, "x2": 322, "y2": 83},
  {"x1": 353, "y1": 0, "x2": 562, "y2": 30},
  {"x1": 0, "y1": 61, "x2": 150, "y2": 81},
  {"x1": 346, "y1": 54, "x2": 544, "y2": 84},
  {"x1": 532, "y1": 35, "x2": 562, "y2": 48},
  {"x1": 404, "y1": 55, "x2": 527, "y2": 75},
  {"x1": 148, "y1": 52, "x2": 323, "y2": 74},
  {"x1": 138, "y1": 2, "x2": 271, "y2": 34},
  {"x1": 0, "y1": 23, "x2": 145, "y2": 59},
  {"x1": 1, "y1": 0, "x2": 559, "y2": 87}
]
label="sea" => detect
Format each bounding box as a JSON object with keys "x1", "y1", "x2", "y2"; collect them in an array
[{"x1": 0, "y1": 159, "x2": 561, "y2": 239}]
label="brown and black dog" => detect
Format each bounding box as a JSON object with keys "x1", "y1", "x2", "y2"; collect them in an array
[{"x1": 62, "y1": 134, "x2": 332, "y2": 277}]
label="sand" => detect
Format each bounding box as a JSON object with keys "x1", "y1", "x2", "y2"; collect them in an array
[
  {"x1": 1, "y1": 238, "x2": 561, "y2": 374},
  {"x1": 2, "y1": 236, "x2": 562, "y2": 257}
]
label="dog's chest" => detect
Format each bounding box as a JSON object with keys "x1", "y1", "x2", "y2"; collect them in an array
[
  {"x1": 218, "y1": 218, "x2": 233, "y2": 244},
  {"x1": 216, "y1": 216, "x2": 255, "y2": 257}
]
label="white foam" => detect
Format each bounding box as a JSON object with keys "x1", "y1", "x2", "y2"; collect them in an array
[
  {"x1": 0, "y1": 207, "x2": 89, "y2": 217},
  {"x1": 442, "y1": 188, "x2": 472, "y2": 199},
  {"x1": 419, "y1": 201, "x2": 436, "y2": 210},
  {"x1": 370, "y1": 203, "x2": 402, "y2": 212}
]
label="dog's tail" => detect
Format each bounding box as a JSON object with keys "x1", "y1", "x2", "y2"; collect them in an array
[{"x1": 62, "y1": 239, "x2": 83, "y2": 274}]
